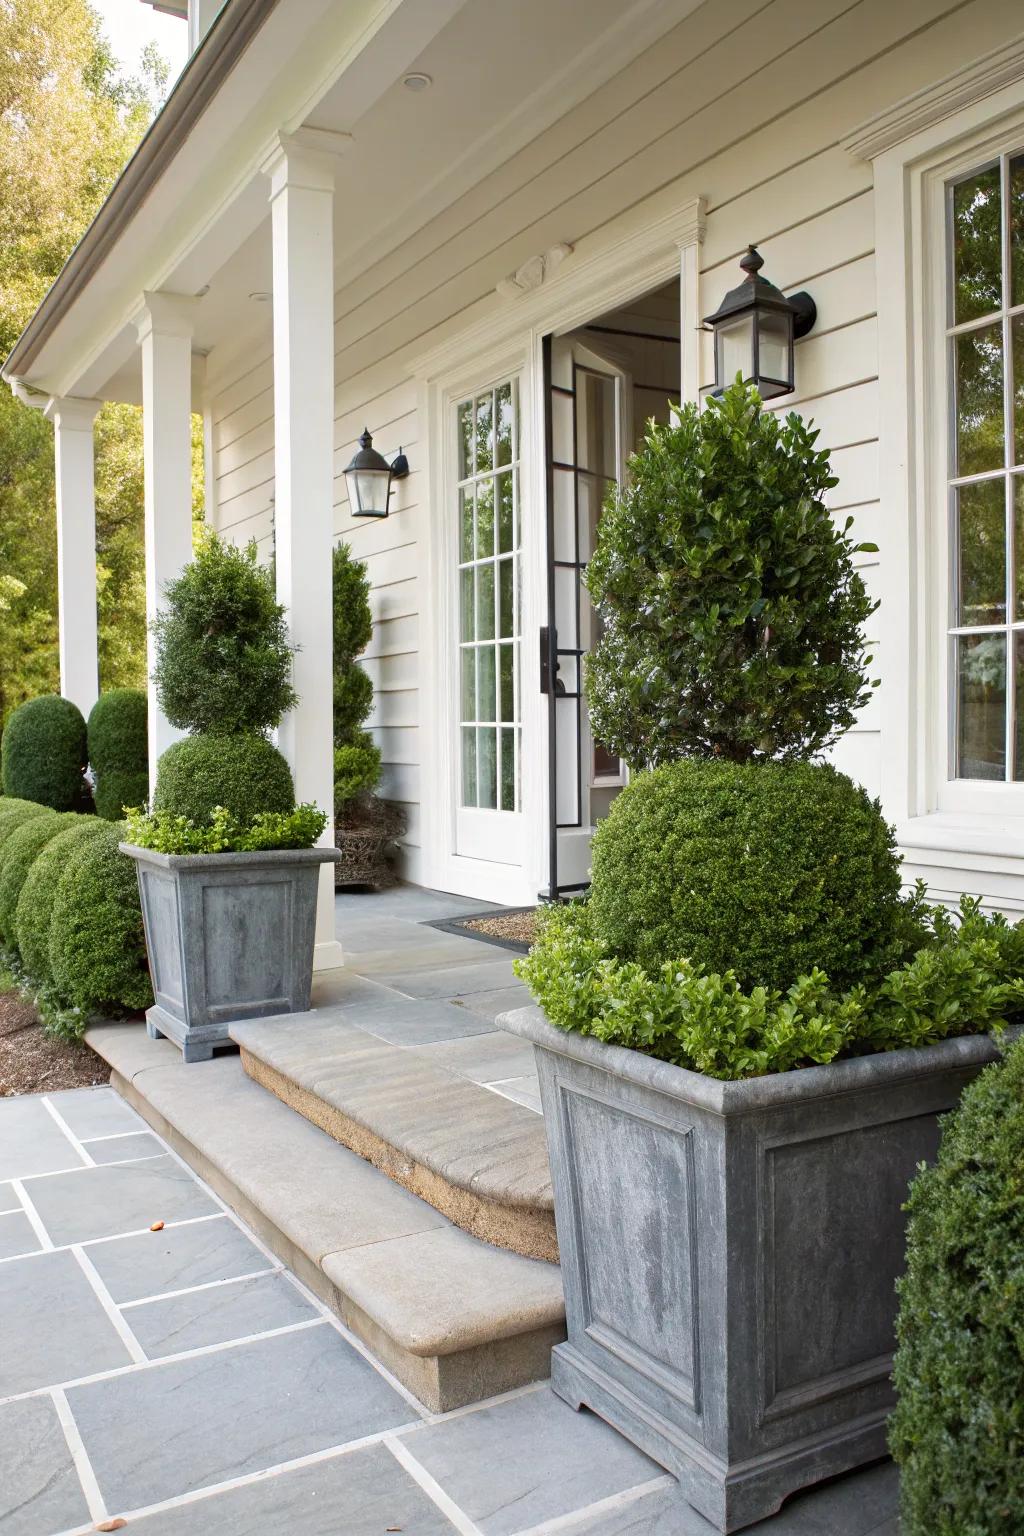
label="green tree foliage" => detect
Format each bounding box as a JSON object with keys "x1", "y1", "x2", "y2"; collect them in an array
[
  {"x1": 88, "y1": 689, "x2": 148, "y2": 820},
  {"x1": 332, "y1": 543, "x2": 380, "y2": 807},
  {"x1": 153, "y1": 533, "x2": 297, "y2": 736},
  {"x1": 890, "y1": 1037, "x2": 1024, "y2": 1533},
  {"x1": 153, "y1": 734, "x2": 295, "y2": 826},
  {"x1": 1, "y1": 696, "x2": 90, "y2": 809},
  {"x1": 585, "y1": 381, "x2": 877, "y2": 766}
]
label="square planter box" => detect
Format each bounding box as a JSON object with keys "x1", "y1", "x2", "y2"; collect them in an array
[
  {"x1": 123, "y1": 843, "x2": 341, "y2": 1063},
  {"x1": 502, "y1": 1005, "x2": 1005, "y2": 1533}
]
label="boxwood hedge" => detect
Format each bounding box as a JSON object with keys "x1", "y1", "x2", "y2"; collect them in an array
[
  {"x1": 1, "y1": 696, "x2": 90, "y2": 811},
  {"x1": 49, "y1": 823, "x2": 153, "y2": 1026},
  {"x1": 0, "y1": 811, "x2": 75, "y2": 946},
  {"x1": 87, "y1": 690, "x2": 148, "y2": 821},
  {"x1": 153, "y1": 732, "x2": 295, "y2": 827},
  {"x1": 14, "y1": 819, "x2": 108, "y2": 987}
]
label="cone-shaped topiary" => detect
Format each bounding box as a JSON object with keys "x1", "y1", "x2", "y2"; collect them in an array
[
  {"x1": 587, "y1": 758, "x2": 912, "y2": 994},
  {"x1": 15, "y1": 820, "x2": 108, "y2": 986},
  {"x1": 153, "y1": 733, "x2": 295, "y2": 827},
  {"x1": 890, "y1": 1036, "x2": 1024, "y2": 1532},
  {"x1": 152, "y1": 531, "x2": 296, "y2": 737},
  {"x1": 88, "y1": 690, "x2": 148, "y2": 820},
  {"x1": 332, "y1": 543, "x2": 379, "y2": 810},
  {"x1": 585, "y1": 381, "x2": 878, "y2": 767},
  {"x1": 1, "y1": 696, "x2": 90, "y2": 810},
  {"x1": 49, "y1": 822, "x2": 153, "y2": 1026}
]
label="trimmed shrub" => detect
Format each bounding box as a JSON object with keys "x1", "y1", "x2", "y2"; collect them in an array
[
  {"x1": 585, "y1": 380, "x2": 877, "y2": 767},
  {"x1": 0, "y1": 801, "x2": 51, "y2": 856},
  {"x1": 332, "y1": 543, "x2": 378, "y2": 811},
  {"x1": 125, "y1": 802, "x2": 327, "y2": 855},
  {"x1": 890, "y1": 1037, "x2": 1024, "y2": 1533},
  {"x1": 152, "y1": 532, "x2": 296, "y2": 736},
  {"x1": 587, "y1": 759, "x2": 914, "y2": 994},
  {"x1": 1, "y1": 696, "x2": 90, "y2": 810},
  {"x1": 49, "y1": 823, "x2": 153, "y2": 1027},
  {"x1": 88, "y1": 690, "x2": 148, "y2": 820},
  {"x1": 153, "y1": 733, "x2": 295, "y2": 827},
  {"x1": 0, "y1": 811, "x2": 68, "y2": 945},
  {"x1": 15, "y1": 820, "x2": 108, "y2": 986},
  {"x1": 333, "y1": 740, "x2": 381, "y2": 806}
]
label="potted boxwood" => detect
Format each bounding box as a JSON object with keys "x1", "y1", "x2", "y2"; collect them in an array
[
  {"x1": 331, "y1": 542, "x2": 406, "y2": 887},
  {"x1": 503, "y1": 384, "x2": 1024, "y2": 1534},
  {"x1": 122, "y1": 534, "x2": 339, "y2": 1063}
]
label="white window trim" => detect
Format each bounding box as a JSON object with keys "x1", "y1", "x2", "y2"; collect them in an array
[{"x1": 863, "y1": 51, "x2": 1024, "y2": 859}]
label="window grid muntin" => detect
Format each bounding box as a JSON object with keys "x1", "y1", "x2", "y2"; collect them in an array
[
  {"x1": 946, "y1": 149, "x2": 1024, "y2": 782},
  {"x1": 456, "y1": 381, "x2": 522, "y2": 813}
]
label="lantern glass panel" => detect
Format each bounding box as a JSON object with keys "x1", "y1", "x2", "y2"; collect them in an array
[
  {"x1": 715, "y1": 313, "x2": 754, "y2": 390},
  {"x1": 347, "y1": 467, "x2": 389, "y2": 517},
  {"x1": 756, "y1": 310, "x2": 793, "y2": 397}
]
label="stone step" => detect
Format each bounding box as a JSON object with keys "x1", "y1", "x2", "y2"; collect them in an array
[
  {"x1": 85, "y1": 1021, "x2": 565, "y2": 1414},
  {"x1": 230, "y1": 1008, "x2": 557, "y2": 1262}
]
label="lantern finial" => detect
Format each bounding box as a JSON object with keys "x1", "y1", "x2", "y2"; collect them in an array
[{"x1": 740, "y1": 246, "x2": 764, "y2": 279}]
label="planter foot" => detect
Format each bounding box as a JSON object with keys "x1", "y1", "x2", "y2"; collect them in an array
[
  {"x1": 145, "y1": 1005, "x2": 230, "y2": 1066},
  {"x1": 146, "y1": 1016, "x2": 165, "y2": 1042}
]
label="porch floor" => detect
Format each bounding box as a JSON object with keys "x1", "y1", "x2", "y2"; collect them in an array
[{"x1": 0, "y1": 1081, "x2": 901, "y2": 1535}]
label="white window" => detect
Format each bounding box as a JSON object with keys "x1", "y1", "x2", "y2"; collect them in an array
[{"x1": 946, "y1": 150, "x2": 1024, "y2": 783}]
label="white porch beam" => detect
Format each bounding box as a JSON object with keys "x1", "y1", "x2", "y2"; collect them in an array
[
  {"x1": 263, "y1": 134, "x2": 345, "y2": 972},
  {"x1": 43, "y1": 396, "x2": 102, "y2": 718},
  {"x1": 135, "y1": 292, "x2": 199, "y2": 794}
]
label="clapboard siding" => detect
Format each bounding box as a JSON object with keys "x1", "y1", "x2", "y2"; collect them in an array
[{"x1": 207, "y1": 0, "x2": 1024, "y2": 887}]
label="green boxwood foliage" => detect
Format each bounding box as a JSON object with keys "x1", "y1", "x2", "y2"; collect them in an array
[
  {"x1": 125, "y1": 802, "x2": 327, "y2": 854},
  {"x1": 1, "y1": 696, "x2": 90, "y2": 810},
  {"x1": 333, "y1": 741, "x2": 382, "y2": 805},
  {"x1": 890, "y1": 1037, "x2": 1024, "y2": 1533},
  {"x1": 49, "y1": 823, "x2": 153, "y2": 1027},
  {"x1": 585, "y1": 380, "x2": 877, "y2": 767},
  {"x1": 153, "y1": 733, "x2": 295, "y2": 826},
  {"x1": 587, "y1": 759, "x2": 914, "y2": 994},
  {"x1": 332, "y1": 543, "x2": 379, "y2": 810},
  {"x1": 0, "y1": 811, "x2": 71, "y2": 945},
  {"x1": 152, "y1": 532, "x2": 296, "y2": 736},
  {"x1": 0, "y1": 801, "x2": 51, "y2": 855},
  {"x1": 88, "y1": 690, "x2": 148, "y2": 820},
  {"x1": 14, "y1": 820, "x2": 108, "y2": 986}
]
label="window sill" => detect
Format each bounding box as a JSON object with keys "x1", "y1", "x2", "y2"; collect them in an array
[{"x1": 897, "y1": 811, "x2": 1024, "y2": 862}]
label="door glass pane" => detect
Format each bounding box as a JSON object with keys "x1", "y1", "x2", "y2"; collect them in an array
[
  {"x1": 459, "y1": 489, "x2": 474, "y2": 562},
  {"x1": 477, "y1": 649, "x2": 496, "y2": 722},
  {"x1": 477, "y1": 564, "x2": 495, "y2": 641},
  {"x1": 460, "y1": 569, "x2": 475, "y2": 642},
  {"x1": 498, "y1": 557, "x2": 514, "y2": 639},
  {"x1": 500, "y1": 728, "x2": 516, "y2": 811},
  {"x1": 955, "y1": 323, "x2": 1004, "y2": 475},
  {"x1": 496, "y1": 381, "x2": 514, "y2": 467},
  {"x1": 952, "y1": 164, "x2": 1002, "y2": 323},
  {"x1": 499, "y1": 643, "x2": 514, "y2": 721},
  {"x1": 1016, "y1": 632, "x2": 1024, "y2": 780},
  {"x1": 1011, "y1": 154, "x2": 1024, "y2": 308},
  {"x1": 957, "y1": 479, "x2": 1006, "y2": 625},
  {"x1": 1016, "y1": 477, "x2": 1024, "y2": 620},
  {"x1": 475, "y1": 394, "x2": 493, "y2": 475},
  {"x1": 461, "y1": 649, "x2": 476, "y2": 719},
  {"x1": 1013, "y1": 314, "x2": 1024, "y2": 466},
  {"x1": 462, "y1": 728, "x2": 477, "y2": 806},
  {"x1": 497, "y1": 471, "x2": 514, "y2": 554},
  {"x1": 578, "y1": 370, "x2": 616, "y2": 477},
  {"x1": 956, "y1": 633, "x2": 1006, "y2": 779},
  {"x1": 458, "y1": 401, "x2": 474, "y2": 479},
  {"x1": 476, "y1": 480, "x2": 494, "y2": 560},
  {"x1": 478, "y1": 728, "x2": 497, "y2": 809}
]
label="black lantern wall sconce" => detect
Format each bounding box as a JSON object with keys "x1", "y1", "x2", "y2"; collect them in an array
[
  {"x1": 343, "y1": 428, "x2": 410, "y2": 519},
  {"x1": 702, "y1": 245, "x2": 816, "y2": 400}
]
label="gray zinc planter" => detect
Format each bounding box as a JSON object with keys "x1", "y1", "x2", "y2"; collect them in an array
[
  {"x1": 501, "y1": 1005, "x2": 1005, "y2": 1533},
  {"x1": 123, "y1": 844, "x2": 341, "y2": 1063}
]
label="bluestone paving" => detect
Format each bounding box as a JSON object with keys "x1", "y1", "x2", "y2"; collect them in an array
[
  {"x1": 0, "y1": 1094, "x2": 87, "y2": 1179},
  {"x1": 86, "y1": 1129, "x2": 164, "y2": 1163},
  {"x1": 47, "y1": 1084, "x2": 146, "y2": 1139},
  {"x1": 123, "y1": 1443, "x2": 460, "y2": 1535},
  {"x1": 344, "y1": 995, "x2": 500, "y2": 1045},
  {"x1": 0, "y1": 1207, "x2": 40, "y2": 1259},
  {"x1": 413, "y1": 1030, "x2": 539, "y2": 1083},
  {"x1": 455, "y1": 983, "x2": 534, "y2": 1022},
  {"x1": 25, "y1": 1153, "x2": 219, "y2": 1244},
  {"x1": 86, "y1": 1212, "x2": 267, "y2": 1304},
  {"x1": 407, "y1": 1386, "x2": 662, "y2": 1534},
  {"x1": 68, "y1": 1321, "x2": 413, "y2": 1511},
  {"x1": 0, "y1": 1178, "x2": 17, "y2": 1211},
  {"x1": 125, "y1": 1268, "x2": 318, "y2": 1356},
  {"x1": 380, "y1": 956, "x2": 521, "y2": 1000},
  {"x1": 490, "y1": 1074, "x2": 543, "y2": 1113},
  {"x1": 0, "y1": 1248, "x2": 132, "y2": 1394},
  {"x1": 0, "y1": 1395, "x2": 92, "y2": 1536}
]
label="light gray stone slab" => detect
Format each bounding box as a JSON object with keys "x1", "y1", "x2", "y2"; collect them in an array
[
  {"x1": 336, "y1": 886, "x2": 495, "y2": 921},
  {"x1": 0, "y1": 1179, "x2": 17, "y2": 1212},
  {"x1": 455, "y1": 984, "x2": 533, "y2": 1022},
  {"x1": 87, "y1": 1020, "x2": 182, "y2": 1082},
  {"x1": 87, "y1": 1213, "x2": 267, "y2": 1304},
  {"x1": 68, "y1": 1321, "x2": 413, "y2": 1512},
  {"x1": 124, "y1": 1442, "x2": 459, "y2": 1535},
  {"x1": 0, "y1": 1095, "x2": 85, "y2": 1180},
  {"x1": 47, "y1": 1085, "x2": 145, "y2": 1139},
  {"x1": 0, "y1": 1208, "x2": 41, "y2": 1259},
  {"x1": 412, "y1": 1031, "x2": 538, "y2": 1083},
  {"x1": 344, "y1": 997, "x2": 499, "y2": 1046},
  {"x1": 0, "y1": 1394, "x2": 92, "y2": 1536},
  {"x1": 26, "y1": 1155, "x2": 219, "y2": 1246},
  {"x1": 405, "y1": 1387, "x2": 658, "y2": 1535},
  {"x1": 379, "y1": 958, "x2": 520, "y2": 1000},
  {"x1": 86, "y1": 1131, "x2": 164, "y2": 1164},
  {"x1": 126, "y1": 1269, "x2": 318, "y2": 1357},
  {"x1": 0, "y1": 1249, "x2": 132, "y2": 1394},
  {"x1": 349, "y1": 934, "x2": 511, "y2": 978},
  {"x1": 489, "y1": 1075, "x2": 543, "y2": 1113},
  {"x1": 308, "y1": 967, "x2": 396, "y2": 1010}
]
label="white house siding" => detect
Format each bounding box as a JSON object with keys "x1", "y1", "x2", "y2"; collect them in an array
[{"x1": 207, "y1": 0, "x2": 1024, "y2": 896}]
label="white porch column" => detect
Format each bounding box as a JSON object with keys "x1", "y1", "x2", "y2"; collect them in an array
[
  {"x1": 263, "y1": 134, "x2": 344, "y2": 971},
  {"x1": 677, "y1": 195, "x2": 707, "y2": 405},
  {"x1": 44, "y1": 396, "x2": 101, "y2": 717},
  {"x1": 135, "y1": 293, "x2": 199, "y2": 793}
]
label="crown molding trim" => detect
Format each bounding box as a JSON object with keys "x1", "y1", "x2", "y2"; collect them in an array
[{"x1": 843, "y1": 37, "x2": 1024, "y2": 160}]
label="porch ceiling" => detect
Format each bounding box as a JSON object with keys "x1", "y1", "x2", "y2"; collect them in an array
[{"x1": 5, "y1": 0, "x2": 705, "y2": 407}]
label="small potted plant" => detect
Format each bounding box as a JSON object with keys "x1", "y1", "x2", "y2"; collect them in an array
[
  {"x1": 331, "y1": 542, "x2": 406, "y2": 887},
  {"x1": 503, "y1": 384, "x2": 1024, "y2": 1533},
  {"x1": 122, "y1": 534, "x2": 339, "y2": 1062}
]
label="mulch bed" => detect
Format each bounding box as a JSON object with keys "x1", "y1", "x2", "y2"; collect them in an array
[{"x1": 0, "y1": 989, "x2": 108, "y2": 1096}]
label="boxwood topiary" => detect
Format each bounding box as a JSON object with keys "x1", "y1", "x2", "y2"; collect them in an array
[
  {"x1": 890, "y1": 1036, "x2": 1024, "y2": 1533},
  {"x1": 153, "y1": 732, "x2": 295, "y2": 827},
  {"x1": 14, "y1": 820, "x2": 108, "y2": 986},
  {"x1": 88, "y1": 690, "x2": 148, "y2": 820},
  {"x1": 587, "y1": 758, "x2": 914, "y2": 994},
  {"x1": 1, "y1": 696, "x2": 90, "y2": 810},
  {"x1": 49, "y1": 823, "x2": 153, "y2": 1023},
  {"x1": 0, "y1": 811, "x2": 69, "y2": 945}
]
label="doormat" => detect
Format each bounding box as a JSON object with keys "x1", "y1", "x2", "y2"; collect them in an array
[{"x1": 428, "y1": 907, "x2": 538, "y2": 954}]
